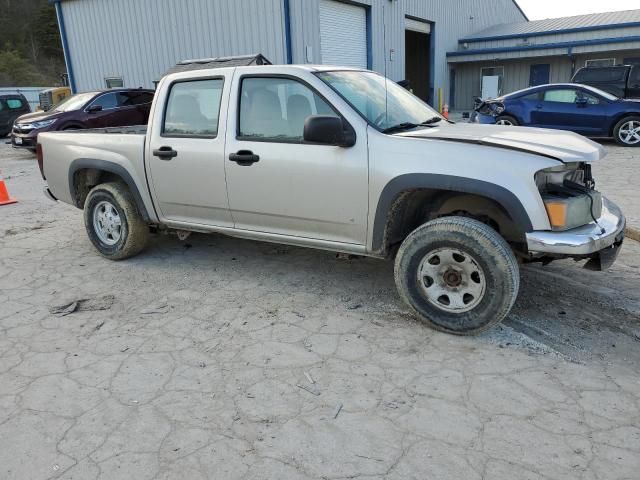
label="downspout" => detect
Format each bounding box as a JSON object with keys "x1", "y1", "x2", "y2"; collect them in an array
[
  {"x1": 53, "y1": 0, "x2": 77, "y2": 93},
  {"x1": 283, "y1": 0, "x2": 293, "y2": 64}
]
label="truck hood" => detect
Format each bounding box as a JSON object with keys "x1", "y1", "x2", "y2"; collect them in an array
[{"x1": 398, "y1": 124, "x2": 606, "y2": 163}]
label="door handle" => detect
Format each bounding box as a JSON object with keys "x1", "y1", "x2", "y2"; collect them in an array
[
  {"x1": 153, "y1": 146, "x2": 177, "y2": 160},
  {"x1": 229, "y1": 150, "x2": 260, "y2": 166}
]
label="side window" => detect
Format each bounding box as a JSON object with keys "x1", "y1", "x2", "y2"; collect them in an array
[
  {"x1": 543, "y1": 89, "x2": 578, "y2": 103},
  {"x1": 6, "y1": 99, "x2": 24, "y2": 109},
  {"x1": 118, "y1": 91, "x2": 153, "y2": 106},
  {"x1": 239, "y1": 77, "x2": 337, "y2": 142},
  {"x1": 163, "y1": 78, "x2": 223, "y2": 137},
  {"x1": 0, "y1": 101, "x2": 4, "y2": 111},
  {"x1": 579, "y1": 92, "x2": 600, "y2": 105},
  {"x1": 91, "y1": 93, "x2": 119, "y2": 110},
  {"x1": 630, "y1": 66, "x2": 640, "y2": 84},
  {"x1": 520, "y1": 92, "x2": 540, "y2": 101}
]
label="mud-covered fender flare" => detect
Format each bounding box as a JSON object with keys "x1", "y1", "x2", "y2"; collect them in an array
[
  {"x1": 68, "y1": 158, "x2": 151, "y2": 222},
  {"x1": 371, "y1": 173, "x2": 534, "y2": 252}
]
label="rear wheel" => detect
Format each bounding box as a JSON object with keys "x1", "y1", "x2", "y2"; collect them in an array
[
  {"x1": 495, "y1": 115, "x2": 519, "y2": 126},
  {"x1": 84, "y1": 182, "x2": 149, "y2": 260},
  {"x1": 613, "y1": 116, "x2": 640, "y2": 146},
  {"x1": 394, "y1": 216, "x2": 520, "y2": 335}
]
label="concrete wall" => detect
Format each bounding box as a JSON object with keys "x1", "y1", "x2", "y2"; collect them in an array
[{"x1": 59, "y1": 0, "x2": 525, "y2": 106}]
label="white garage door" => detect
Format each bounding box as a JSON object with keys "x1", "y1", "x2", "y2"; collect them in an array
[{"x1": 319, "y1": 0, "x2": 368, "y2": 69}]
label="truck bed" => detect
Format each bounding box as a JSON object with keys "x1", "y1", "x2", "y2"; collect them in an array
[{"x1": 67, "y1": 125, "x2": 148, "y2": 135}]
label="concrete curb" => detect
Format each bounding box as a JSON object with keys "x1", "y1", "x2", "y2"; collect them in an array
[{"x1": 626, "y1": 226, "x2": 640, "y2": 243}]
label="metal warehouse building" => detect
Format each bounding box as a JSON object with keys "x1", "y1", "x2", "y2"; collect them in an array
[
  {"x1": 448, "y1": 10, "x2": 640, "y2": 110},
  {"x1": 52, "y1": 0, "x2": 527, "y2": 107}
]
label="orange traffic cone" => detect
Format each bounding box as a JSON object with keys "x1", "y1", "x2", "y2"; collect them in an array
[
  {"x1": 442, "y1": 104, "x2": 449, "y2": 120},
  {"x1": 0, "y1": 172, "x2": 17, "y2": 206}
]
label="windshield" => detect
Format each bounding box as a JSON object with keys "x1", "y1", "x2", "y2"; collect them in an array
[
  {"x1": 316, "y1": 70, "x2": 442, "y2": 131},
  {"x1": 52, "y1": 92, "x2": 97, "y2": 112}
]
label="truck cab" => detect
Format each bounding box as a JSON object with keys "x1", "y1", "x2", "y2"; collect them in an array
[{"x1": 571, "y1": 64, "x2": 640, "y2": 99}]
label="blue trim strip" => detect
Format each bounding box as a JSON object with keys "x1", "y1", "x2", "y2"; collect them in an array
[
  {"x1": 459, "y1": 20, "x2": 640, "y2": 44},
  {"x1": 283, "y1": 0, "x2": 293, "y2": 64},
  {"x1": 447, "y1": 35, "x2": 640, "y2": 58},
  {"x1": 365, "y1": 6, "x2": 373, "y2": 70},
  {"x1": 54, "y1": 1, "x2": 76, "y2": 92}
]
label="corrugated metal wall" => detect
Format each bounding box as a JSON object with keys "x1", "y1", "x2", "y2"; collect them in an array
[
  {"x1": 62, "y1": 0, "x2": 287, "y2": 91},
  {"x1": 60, "y1": 0, "x2": 525, "y2": 102}
]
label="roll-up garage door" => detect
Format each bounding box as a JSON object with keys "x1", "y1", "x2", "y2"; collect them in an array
[{"x1": 319, "y1": 0, "x2": 368, "y2": 69}]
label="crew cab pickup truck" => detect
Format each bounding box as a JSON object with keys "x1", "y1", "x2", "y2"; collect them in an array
[{"x1": 37, "y1": 63, "x2": 626, "y2": 335}]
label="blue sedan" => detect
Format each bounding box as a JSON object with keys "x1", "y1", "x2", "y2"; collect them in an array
[{"x1": 475, "y1": 83, "x2": 640, "y2": 147}]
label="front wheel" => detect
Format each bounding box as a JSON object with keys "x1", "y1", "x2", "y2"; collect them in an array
[
  {"x1": 613, "y1": 116, "x2": 640, "y2": 147},
  {"x1": 495, "y1": 115, "x2": 519, "y2": 126},
  {"x1": 394, "y1": 217, "x2": 520, "y2": 335},
  {"x1": 84, "y1": 182, "x2": 149, "y2": 260}
]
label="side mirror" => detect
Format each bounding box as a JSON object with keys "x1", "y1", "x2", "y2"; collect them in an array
[
  {"x1": 87, "y1": 105, "x2": 103, "y2": 113},
  {"x1": 303, "y1": 115, "x2": 355, "y2": 147},
  {"x1": 575, "y1": 97, "x2": 588, "y2": 107}
]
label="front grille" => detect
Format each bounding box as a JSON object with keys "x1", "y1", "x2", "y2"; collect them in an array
[{"x1": 13, "y1": 125, "x2": 33, "y2": 134}]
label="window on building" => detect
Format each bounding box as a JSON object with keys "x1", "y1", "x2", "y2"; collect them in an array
[
  {"x1": 163, "y1": 78, "x2": 223, "y2": 137},
  {"x1": 543, "y1": 89, "x2": 578, "y2": 103},
  {"x1": 585, "y1": 58, "x2": 615, "y2": 68},
  {"x1": 104, "y1": 77, "x2": 124, "y2": 89},
  {"x1": 239, "y1": 77, "x2": 336, "y2": 142},
  {"x1": 6, "y1": 99, "x2": 24, "y2": 109},
  {"x1": 105, "y1": 77, "x2": 124, "y2": 89}
]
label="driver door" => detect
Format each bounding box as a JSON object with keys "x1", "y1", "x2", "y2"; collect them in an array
[{"x1": 224, "y1": 68, "x2": 369, "y2": 245}]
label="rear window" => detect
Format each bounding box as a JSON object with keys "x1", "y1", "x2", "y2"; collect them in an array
[
  {"x1": 6, "y1": 99, "x2": 24, "y2": 109},
  {"x1": 574, "y1": 67, "x2": 627, "y2": 83},
  {"x1": 118, "y1": 91, "x2": 153, "y2": 106},
  {"x1": 163, "y1": 78, "x2": 224, "y2": 137}
]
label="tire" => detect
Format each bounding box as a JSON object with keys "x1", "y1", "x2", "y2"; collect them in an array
[
  {"x1": 83, "y1": 182, "x2": 149, "y2": 260},
  {"x1": 394, "y1": 216, "x2": 520, "y2": 335},
  {"x1": 613, "y1": 116, "x2": 640, "y2": 147},
  {"x1": 495, "y1": 115, "x2": 519, "y2": 126}
]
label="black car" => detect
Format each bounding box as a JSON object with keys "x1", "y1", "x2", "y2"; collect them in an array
[
  {"x1": 571, "y1": 65, "x2": 640, "y2": 99},
  {"x1": 0, "y1": 94, "x2": 31, "y2": 137}
]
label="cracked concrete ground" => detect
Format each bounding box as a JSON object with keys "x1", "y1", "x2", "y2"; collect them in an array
[{"x1": 1, "y1": 142, "x2": 639, "y2": 480}]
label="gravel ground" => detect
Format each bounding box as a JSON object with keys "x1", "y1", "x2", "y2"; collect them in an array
[{"x1": 1, "y1": 142, "x2": 639, "y2": 480}]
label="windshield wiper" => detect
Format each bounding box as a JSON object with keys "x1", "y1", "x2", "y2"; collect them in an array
[
  {"x1": 420, "y1": 116, "x2": 442, "y2": 125},
  {"x1": 381, "y1": 122, "x2": 419, "y2": 134},
  {"x1": 382, "y1": 117, "x2": 444, "y2": 134}
]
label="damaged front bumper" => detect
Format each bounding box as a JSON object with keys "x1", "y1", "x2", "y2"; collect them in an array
[{"x1": 526, "y1": 198, "x2": 625, "y2": 270}]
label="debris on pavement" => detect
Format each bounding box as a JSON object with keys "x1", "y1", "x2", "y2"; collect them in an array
[
  {"x1": 50, "y1": 294, "x2": 115, "y2": 316},
  {"x1": 304, "y1": 371, "x2": 315, "y2": 384},
  {"x1": 140, "y1": 302, "x2": 170, "y2": 314},
  {"x1": 333, "y1": 402, "x2": 343, "y2": 419},
  {"x1": 296, "y1": 382, "x2": 320, "y2": 396}
]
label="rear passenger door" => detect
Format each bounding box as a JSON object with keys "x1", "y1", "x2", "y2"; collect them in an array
[
  {"x1": 224, "y1": 68, "x2": 369, "y2": 245},
  {"x1": 146, "y1": 70, "x2": 234, "y2": 227}
]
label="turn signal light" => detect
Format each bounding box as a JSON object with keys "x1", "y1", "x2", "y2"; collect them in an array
[{"x1": 544, "y1": 201, "x2": 568, "y2": 229}]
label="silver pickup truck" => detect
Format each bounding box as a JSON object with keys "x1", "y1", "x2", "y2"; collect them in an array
[{"x1": 37, "y1": 64, "x2": 625, "y2": 335}]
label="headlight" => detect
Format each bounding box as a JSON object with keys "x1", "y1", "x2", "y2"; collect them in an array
[
  {"x1": 492, "y1": 104, "x2": 505, "y2": 115},
  {"x1": 32, "y1": 119, "x2": 57, "y2": 129},
  {"x1": 535, "y1": 163, "x2": 602, "y2": 231}
]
